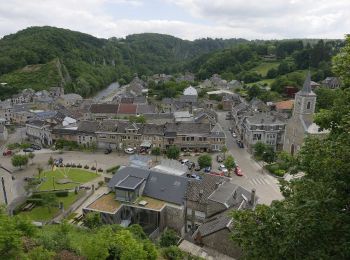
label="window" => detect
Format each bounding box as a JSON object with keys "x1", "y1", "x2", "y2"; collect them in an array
[
  {"x1": 307, "y1": 102, "x2": 311, "y2": 109},
  {"x1": 191, "y1": 137, "x2": 194, "y2": 141},
  {"x1": 253, "y1": 134, "x2": 262, "y2": 141},
  {"x1": 182, "y1": 137, "x2": 185, "y2": 141}
]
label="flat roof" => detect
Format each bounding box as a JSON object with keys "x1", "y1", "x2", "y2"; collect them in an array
[
  {"x1": 134, "y1": 196, "x2": 166, "y2": 211},
  {"x1": 86, "y1": 193, "x2": 121, "y2": 213}
]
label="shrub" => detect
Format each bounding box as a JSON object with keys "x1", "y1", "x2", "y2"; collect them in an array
[
  {"x1": 98, "y1": 168, "x2": 103, "y2": 172},
  {"x1": 98, "y1": 181, "x2": 104, "y2": 187},
  {"x1": 77, "y1": 164, "x2": 82, "y2": 168},
  {"x1": 162, "y1": 246, "x2": 184, "y2": 260},
  {"x1": 91, "y1": 166, "x2": 96, "y2": 171},
  {"x1": 55, "y1": 191, "x2": 69, "y2": 197},
  {"x1": 160, "y1": 229, "x2": 179, "y2": 248},
  {"x1": 106, "y1": 165, "x2": 120, "y2": 173},
  {"x1": 265, "y1": 163, "x2": 286, "y2": 177},
  {"x1": 84, "y1": 165, "x2": 89, "y2": 169}
]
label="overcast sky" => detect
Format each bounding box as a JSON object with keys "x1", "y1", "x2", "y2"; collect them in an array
[{"x1": 0, "y1": 0, "x2": 348, "y2": 40}]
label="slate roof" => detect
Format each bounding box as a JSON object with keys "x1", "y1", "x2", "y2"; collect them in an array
[
  {"x1": 142, "y1": 123, "x2": 165, "y2": 135},
  {"x1": 108, "y1": 166, "x2": 151, "y2": 189},
  {"x1": 186, "y1": 174, "x2": 226, "y2": 205},
  {"x1": 77, "y1": 121, "x2": 100, "y2": 133},
  {"x1": 26, "y1": 120, "x2": 48, "y2": 127},
  {"x1": 118, "y1": 104, "x2": 137, "y2": 114},
  {"x1": 176, "y1": 122, "x2": 211, "y2": 135},
  {"x1": 136, "y1": 104, "x2": 156, "y2": 114},
  {"x1": 245, "y1": 112, "x2": 286, "y2": 125},
  {"x1": 210, "y1": 123, "x2": 225, "y2": 138},
  {"x1": 297, "y1": 71, "x2": 316, "y2": 96},
  {"x1": 90, "y1": 104, "x2": 119, "y2": 114},
  {"x1": 108, "y1": 166, "x2": 188, "y2": 205},
  {"x1": 144, "y1": 171, "x2": 188, "y2": 205},
  {"x1": 197, "y1": 213, "x2": 232, "y2": 237}
]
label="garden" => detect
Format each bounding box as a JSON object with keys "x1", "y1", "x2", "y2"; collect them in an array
[
  {"x1": 36, "y1": 168, "x2": 99, "y2": 191},
  {"x1": 16, "y1": 190, "x2": 86, "y2": 222}
]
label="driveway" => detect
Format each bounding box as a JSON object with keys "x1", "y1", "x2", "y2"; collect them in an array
[{"x1": 217, "y1": 111, "x2": 283, "y2": 205}]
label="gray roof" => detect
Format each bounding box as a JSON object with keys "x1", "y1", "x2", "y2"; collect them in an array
[
  {"x1": 208, "y1": 182, "x2": 258, "y2": 210},
  {"x1": 186, "y1": 174, "x2": 226, "y2": 205},
  {"x1": 197, "y1": 212, "x2": 232, "y2": 237},
  {"x1": 144, "y1": 171, "x2": 188, "y2": 205},
  {"x1": 108, "y1": 166, "x2": 150, "y2": 189},
  {"x1": 90, "y1": 104, "x2": 119, "y2": 114},
  {"x1": 77, "y1": 121, "x2": 100, "y2": 133},
  {"x1": 245, "y1": 112, "x2": 286, "y2": 125},
  {"x1": 26, "y1": 120, "x2": 48, "y2": 127},
  {"x1": 165, "y1": 122, "x2": 211, "y2": 136},
  {"x1": 136, "y1": 104, "x2": 156, "y2": 114},
  {"x1": 116, "y1": 175, "x2": 145, "y2": 190},
  {"x1": 142, "y1": 123, "x2": 165, "y2": 135}
]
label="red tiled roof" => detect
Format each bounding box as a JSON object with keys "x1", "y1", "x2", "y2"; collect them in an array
[
  {"x1": 118, "y1": 103, "x2": 137, "y2": 114},
  {"x1": 275, "y1": 100, "x2": 294, "y2": 110}
]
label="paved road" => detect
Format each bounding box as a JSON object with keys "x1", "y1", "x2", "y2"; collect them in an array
[{"x1": 217, "y1": 111, "x2": 283, "y2": 205}]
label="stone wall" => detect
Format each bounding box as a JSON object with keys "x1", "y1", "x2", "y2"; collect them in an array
[{"x1": 165, "y1": 205, "x2": 185, "y2": 235}]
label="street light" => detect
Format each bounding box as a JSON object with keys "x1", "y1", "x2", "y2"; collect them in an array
[{"x1": 94, "y1": 160, "x2": 97, "y2": 174}]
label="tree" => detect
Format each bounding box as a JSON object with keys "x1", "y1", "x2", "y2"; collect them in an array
[
  {"x1": 37, "y1": 165, "x2": 43, "y2": 179},
  {"x1": 221, "y1": 145, "x2": 228, "y2": 159},
  {"x1": 28, "y1": 152, "x2": 35, "y2": 164},
  {"x1": 48, "y1": 156, "x2": 54, "y2": 167},
  {"x1": 333, "y1": 35, "x2": 350, "y2": 87},
  {"x1": 253, "y1": 142, "x2": 266, "y2": 158},
  {"x1": 230, "y1": 42, "x2": 350, "y2": 258},
  {"x1": 262, "y1": 146, "x2": 276, "y2": 163},
  {"x1": 160, "y1": 229, "x2": 179, "y2": 247},
  {"x1": 83, "y1": 212, "x2": 102, "y2": 229},
  {"x1": 151, "y1": 147, "x2": 161, "y2": 162},
  {"x1": 11, "y1": 154, "x2": 28, "y2": 169},
  {"x1": 224, "y1": 155, "x2": 236, "y2": 174},
  {"x1": 166, "y1": 146, "x2": 180, "y2": 160},
  {"x1": 197, "y1": 154, "x2": 212, "y2": 169},
  {"x1": 161, "y1": 246, "x2": 184, "y2": 260},
  {"x1": 41, "y1": 193, "x2": 57, "y2": 213}
]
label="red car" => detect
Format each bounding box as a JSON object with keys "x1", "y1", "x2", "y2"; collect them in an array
[
  {"x1": 209, "y1": 171, "x2": 225, "y2": 177},
  {"x1": 234, "y1": 166, "x2": 243, "y2": 176},
  {"x1": 2, "y1": 150, "x2": 12, "y2": 156}
]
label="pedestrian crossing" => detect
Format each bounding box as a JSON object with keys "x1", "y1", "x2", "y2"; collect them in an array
[{"x1": 248, "y1": 177, "x2": 271, "y2": 185}]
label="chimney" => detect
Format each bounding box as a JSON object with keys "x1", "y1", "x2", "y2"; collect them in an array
[
  {"x1": 215, "y1": 182, "x2": 220, "y2": 189},
  {"x1": 250, "y1": 188, "x2": 256, "y2": 205},
  {"x1": 199, "y1": 189, "x2": 204, "y2": 198}
]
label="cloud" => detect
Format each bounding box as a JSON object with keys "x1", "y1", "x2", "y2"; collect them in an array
[{"x1": 0, "y1": 0, "x2": 348, "y2": 40}]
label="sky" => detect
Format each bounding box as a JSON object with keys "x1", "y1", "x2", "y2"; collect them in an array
[{"x1": 0, "y1": 0, "x2": 349, "y2": 40}]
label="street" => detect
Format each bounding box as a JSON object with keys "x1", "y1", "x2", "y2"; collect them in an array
[{"x1": 217, "y1": 111, "x2": 283, "y2": 205}]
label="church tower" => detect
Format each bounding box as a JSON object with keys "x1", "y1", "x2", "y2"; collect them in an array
[
  {"x1": 292, "y1": 71, "x2": 316, "y2": 123},
  {"x1": 283, "y1": 71, "x2": 317, "y2": 155}
]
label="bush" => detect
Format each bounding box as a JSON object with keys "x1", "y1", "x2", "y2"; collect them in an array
[
  {"x1": 55, "y1": 191, "x2": 69, "y2": 197},
  {"x1": 106, "y1": 165, "x2": 120, "y2": 173},
  {"x1": 84, "y1": 165, "x2": 89, "y2": 169},
  {"x1": 162, "y1": 246, "x2": 184, "y2": 260},
  {"x1": 160, "y1": 229, "x2": 179, "y2": 248},
  {"x1": 265, "y1": 163, "x2": 286, "y2": 177},
  {"x1": 98, "y1": 181, "x2": 104, "y2": 187},
  {"x1": 77, "y1": 164, "x2": 82, "y2": 168},
  {"x1": 98, "y1": 168, "x2": 103, "y2": 172}
]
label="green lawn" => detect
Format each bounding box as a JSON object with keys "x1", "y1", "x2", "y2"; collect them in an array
[
  {"x1": 251, "y1": 62, "x2": 280, "y2": 77},
  {"x1": 37, "y1": 168, "x2": 99, "y2": 191},
  {"x1": 19, "y1": 191, "x2": 85, "y2": 222}
]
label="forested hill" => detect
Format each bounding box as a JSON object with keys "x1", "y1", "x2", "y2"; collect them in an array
[{"x1": 0, "y1": 26, "x2": 246, "y2": 98}]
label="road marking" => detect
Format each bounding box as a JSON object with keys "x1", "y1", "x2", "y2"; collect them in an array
[{"x1": 248, "y1": 177, "x2": 270, "y2": 185}]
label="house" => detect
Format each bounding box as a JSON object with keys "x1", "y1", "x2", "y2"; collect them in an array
[
  {"x1": 283, "y1": 72, "x2": 328, "y2": 155},
  {"x1": 76, "y1": 121, "x2": 100, "y2": 148},
  {"x1": 11, "y1": 89, "x2": 34, "y2": 104},
  {"x1": 57, "y1": 93, "x2": 83, "y2": 107},
  {"x1": 0, "y1": 166, "x2": 15, "y2": 206},
  {"x1": 26, "y1": 120, "x2": 53, "y2": 146},
  {"x1": 188, "y1": 180, "x2": 258, "y2": 259},
  {"x1": 173, "y1": 111, "x2": 193, "y2": 122},
  {"x1": 117, "y1": 104, "x2": 137, "y2": 117},
  {"x1": 321, "y1": 77, "x2": 341, "y2": 89},
  {"x1": 284, "y1": 86, "x2": 299, "y2": 98},
  {"x1": 274, "y1": 100, "x2": 294, "y2": 115},
  {"x1": 84, "y1": 166, "x2": 188, "y2": 235},
  {"x1": 183, "y1": 86, "x2": 198, "y2": 96},
  {"x1": 141, "y1": 123, "x2": 165, "y2": 149},
  {"x1": 89, "y1": 104, "x2": 119, "y2": 120},
  {"x1": 0, "y1": 125, "x2": 8, "y2": 141},
  {"x1": 241, "y1": 112, "x2": 286, "y2": 151}
]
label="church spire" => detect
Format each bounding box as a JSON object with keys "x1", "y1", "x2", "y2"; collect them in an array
[{"x1": 300, "y1": 71, "x2": 312, "y2": 94}]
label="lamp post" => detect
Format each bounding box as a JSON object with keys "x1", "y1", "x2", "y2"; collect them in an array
[{"x1": 94, "y1": 160, "x2": 97, "y2": 174}]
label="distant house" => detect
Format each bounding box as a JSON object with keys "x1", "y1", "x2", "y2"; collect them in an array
[
  {"x1": 89, "y1": 104, "x2": 119, "y2": 120},
  {"x1": 57, "y1": 93, "x2": 83, "y2": 107},
  {"x1": 274, "y1": 100, "x2": 294, "y2": 115},
  {"x1": 321, "y1": 77, "x2": 341, "y2": 89}
]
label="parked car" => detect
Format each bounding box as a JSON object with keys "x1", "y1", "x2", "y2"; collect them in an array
[
  {"x1": 23, "y1": 147, "x2": 34, "y2": 153},
  {"x1": 30, "y1": 144, "x2": 41, "y2": 150},
  {"x1": 54, "y1": 158, "x2": 63, "y2": 166},
  {"x1": 216, "y1": 154, "x2": 224, "y2": 163},
  {"x1": 218, "y1": 164, "x2": 228, "y2": 175},
  {"x1": 185, "y1": 161, "x2": 195, "y2": 170},
  {"x1": 3, "y1": 150, "x2": 12, "y2": 156},
  {"x1": 209, "y1": 171, "x2": 225, "y2": 177},
  {"x1": 232, "y1": 132, "x2": 237, "y2": 138},
  {"x1": 124, "y1": 147, "x2": 135, "y2": 154},
  {"x1": 236, "y1": 140, "x2": 244, "y2": 148},
  {"x1": 194, "y1": 164, "x2": 201, "y2": 171},
  {"x1": 234, "y1": 166, "x2": 243, "y2": 176},
  {"x1": 204, "y1": 166, "x2": 211, "y2": 173},
  {"x1": 181, "y1": 159, "x2": 189, "y2": 164},
  {"x1": 104, "y1": 148, "x2": 112, "y2": 154}
]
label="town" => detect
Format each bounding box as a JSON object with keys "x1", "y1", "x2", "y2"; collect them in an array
[{"x1": 0, "y1": 67, "x2": 338, "y2": 258}]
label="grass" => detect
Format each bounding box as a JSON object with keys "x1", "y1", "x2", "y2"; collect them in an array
[
  {"x1": 37, "y1": 168, "x2": 99, "y2": 191},
  {"x1": 247, "y1": 78, "x2": 275, "y2": 87},
  {"x1": 250, "y1": 62, "x2": 280, "y2": 77},
  {"x1": 19, "y1": 191, "x2": 85, "y2": 222}
]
